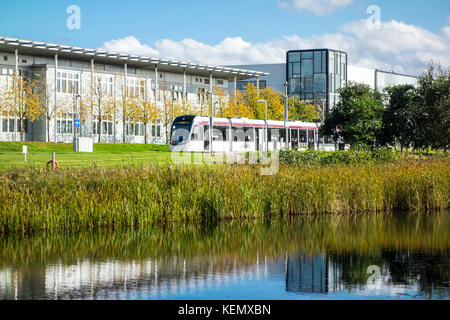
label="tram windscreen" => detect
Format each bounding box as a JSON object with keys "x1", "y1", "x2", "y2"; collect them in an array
[{"x1": 171, "y1": 116, "x2": 194, "y2": 144}]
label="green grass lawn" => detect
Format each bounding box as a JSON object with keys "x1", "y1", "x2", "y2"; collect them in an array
[{"x1": 0, "y1": 141, "x2": 172, "y2": 169}]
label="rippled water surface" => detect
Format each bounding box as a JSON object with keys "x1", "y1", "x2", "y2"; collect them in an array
[{"x1": 0, "y1": 213, "x2": 448, "y2": 300}]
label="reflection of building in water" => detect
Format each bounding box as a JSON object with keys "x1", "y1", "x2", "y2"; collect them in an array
[
  {"x1": 286, "y1": 254, "x2": 328, "y2": 293},
  {"x1": 0, "y1": 255, "x2": 284, "y2": 300},
  {"x1": 286, "y1": 254, "x2": 351, "y2": 294}
]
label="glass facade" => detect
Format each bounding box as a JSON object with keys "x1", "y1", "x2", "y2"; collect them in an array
[
  {"x1": 375, "y1": 71, "x2": 418, "y2": 92},
  {"x1": 287, "y1": 49, "x2": 347, "y2": 113},
  {"x1": 236, "y1": 80, "x2": 267, "y2": 91}
]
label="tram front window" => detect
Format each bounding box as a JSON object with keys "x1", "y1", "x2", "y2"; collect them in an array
[{"x1": 171, "y1": 118, "x2": 193, "y2": 145}]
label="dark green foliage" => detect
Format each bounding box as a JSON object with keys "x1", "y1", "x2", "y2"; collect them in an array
[
  {"x1": 413, "y1": 65, "x2": 449, "y2": 150},
  {"x1": 380, "y1": 85, "x2": 417, "y2": 149},
  {"x1": 322, "y1": 64, "x2": 449, "y2": 150},
  {"x1": 321, "y1": 82, "x2": 384, "y2": 147},
  {"x1": 279, "y1": 149, "x2": 395, "y2": 166}
]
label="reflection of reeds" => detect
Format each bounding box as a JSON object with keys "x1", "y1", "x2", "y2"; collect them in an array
[
  {"x1": 0, "y1": 213, "x2": 448, "y2": 268},
  {"x1": 0, "y1": 160, "x2": 448, "y2": 233}
]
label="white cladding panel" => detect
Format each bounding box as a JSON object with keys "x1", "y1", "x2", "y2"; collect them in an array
[{"x1": 347, "y1": 65, "x2": 375, "y2": 89}]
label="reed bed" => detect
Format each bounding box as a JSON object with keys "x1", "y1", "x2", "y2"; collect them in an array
[{"x1": 0, "y1": 160, "x2": 448, "y2": 234}]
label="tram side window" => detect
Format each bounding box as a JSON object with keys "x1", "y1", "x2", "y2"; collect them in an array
[
  {"x1": 244, "y1": 127, "x2": 254, "y2": 142},
  {"x1": 268, "y1": 129, "x2": 281, "y2": 142},
  {"x1": 233, "y1": 127, "x2": 245, "y2": 142},
  {"x1": 191, "y1": 125, "x2": 202, "y2": 141},
  {"x1": 213, "y1": 126, "x2": 227, "y2": 141},
  {"x1": 279, "y1": 129, "x2": 286, "y2": 142},
  {"x1": 300, "y1": 130, "x2": 307, "y2": 143},
  {"x1": 203, "y1": 125, "x2": 209, "y2": 141},
  {"x1": 308, "y1": 130, "x2": 315, "y2": 143}
]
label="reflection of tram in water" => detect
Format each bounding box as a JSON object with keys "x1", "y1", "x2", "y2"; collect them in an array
[{"x1": 169, "y1": 115, "x2": 333, "y2": 153}]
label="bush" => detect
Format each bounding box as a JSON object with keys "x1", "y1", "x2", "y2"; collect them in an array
[{"x1": 279, "y1": 149, "x2": 395, "y2": 166}]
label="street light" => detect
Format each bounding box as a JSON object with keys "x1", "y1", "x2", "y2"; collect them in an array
[
  {"x1": 171, "y1": 96, "x2": 177, "y2": 123},
  {"x1": 257, "y1": 99, "x2": 268, "y2": 152},
  {"x1": 283, "y1": 81, "x2": 289, "y2": 150},
  {"x1": 74, "y1": 94, "x2": 81, "y2": 139},
  {"x1": 207, "y1": 91, "x2": 213, "y2": 153},
  {"x1": 214, "y1": 101, "x2": 219, "y2": 117}
]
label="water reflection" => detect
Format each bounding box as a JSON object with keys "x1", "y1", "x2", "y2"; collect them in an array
[{"x1": 0, "y1": 213, "x2": 448, "y2": 300}]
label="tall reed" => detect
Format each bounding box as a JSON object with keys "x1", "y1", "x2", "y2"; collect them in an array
[{"x1": 0, "y1": 160, "x2": 448, "y2": 234}]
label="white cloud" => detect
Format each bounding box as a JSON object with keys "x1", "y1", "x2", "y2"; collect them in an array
[
  {"x1": 101, "y1": 19, "x2": 450, "y2": 76},
  {"x1": 278, "y1": 0, "x2": 355, "y2": 16}
]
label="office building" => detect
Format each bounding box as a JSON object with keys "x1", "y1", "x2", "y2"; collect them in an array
[{"x1": 0, "y1": 36, "x2": 267, "y2": 143}]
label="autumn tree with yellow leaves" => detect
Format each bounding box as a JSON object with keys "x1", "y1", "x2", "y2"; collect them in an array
[
  {"x1": 227, "y1": 89, "x2": 253, "y2": 119},
  {"x1": 243, "y1": 83, "x2": 284, "y2": 120},
  {"x1": 134, "y1": 81, "x2": 158, "y2": 144},
  {"x1": 2, "y1": 72, "x2": 42, "y2": 141},
  {"x1": 31, "y1": 72, "x2": 51, "y2": 141}
]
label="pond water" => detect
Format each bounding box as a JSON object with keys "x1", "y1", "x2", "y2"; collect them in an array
[{"x1": 0, "y1": 212, "x2": 448, "y2": 300}]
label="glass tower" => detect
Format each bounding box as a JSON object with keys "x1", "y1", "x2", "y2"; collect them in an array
[{"x1": 287, "y1": 49, "x2": 347, "y2": 114}]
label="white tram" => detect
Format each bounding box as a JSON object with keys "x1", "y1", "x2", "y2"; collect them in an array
[{"x1": 170, "y1": 115, "x2": 335, "y2": 153}]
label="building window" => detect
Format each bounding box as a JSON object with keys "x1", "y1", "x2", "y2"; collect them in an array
[
  {"x1": 127, "y1": 78, "x2": 145, "y2": 98},
  {"x1": 56, "y1": 113, "x2": 74, "y2": 134},
  {"x1": 9, "y1": 119, "x2": 15, "y2": 132},
  {"x1": 93, "y1": 115, "x2": 113, "y2": 136},
  {"x1": 151, "y1": 120, "x2": 161, "y2": 137},
  {"x1": 125, "y1": 122, "x2": 144, "y2": 136},
  {"x1": 217, "y1": 79, "x2": 224, "y2": 85},
  {"x1": 0, "y1": 68, "x2": 13, "y2": 90},
  {"x1": 95, "y1": 75, "x2": 114, "y2": 96},
  {"x1": 1, "y1": 118, "x2": 7, "y2": 132},
  {"x1": 57, "y1": 71, "x2": 80, "y2": 94}
]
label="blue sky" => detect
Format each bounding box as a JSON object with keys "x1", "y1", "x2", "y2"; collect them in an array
[{"x1": 0, "y1": 0, "x2": 449, "y2": 75}]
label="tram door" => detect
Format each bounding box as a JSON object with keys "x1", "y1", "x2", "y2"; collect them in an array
[
  {"x1": 256, "y1": 128, "x2": 263, "y2": 151},
  {"x1": 291, "y1": 129, "x2": 299, "y2": 150},
  {"x1": 203, "y1": 125, "x2": 210, "y2": 151}
]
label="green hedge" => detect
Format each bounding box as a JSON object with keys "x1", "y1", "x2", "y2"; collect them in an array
[{"x1": 279, "y1": 149, "x2": 397, "y2": 166}]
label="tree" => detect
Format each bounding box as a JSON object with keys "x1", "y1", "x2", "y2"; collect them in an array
[
  {"x1": 159, "y1": 83, "x2": 174, "y2": 144},
  {"x1": 92, "y1": 76, "x2": 111, "y2": 142},
  {"x1": 288, "y1": 97, "x2": 317, "y2": 122},
  {"x1": 244, "y1": 83, "x2": 284, "y2": 120},
  {"x1": 321, "y1": 82, "x2": 384, "y2": 147},
  {"x1": 135, "y1": 87, "x2": 158, "y2": 144},
  {"x1": 380, "y1": 85, "x2": 417, "y2": 151},
  {"x1": 115, "y1": 74, "x2": 137, "y2": 143},
  {"x1": 33, "y1": 71, "x2": 55, "y2": 142},
  {"x1": 3, "y1": 72, "x2": 42, "y2": 141},
  {"x1": 413, "y1": 64, "x2": 449, "y2": 150},
  {"x1": 228, "y1": 89, "x2": 253, "y2": 119},
  {"x1": 212, "y1": 85, "x2": 230, "y2": 118}
]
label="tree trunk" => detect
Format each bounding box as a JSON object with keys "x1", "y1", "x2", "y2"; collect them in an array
[
  {"x1": 20, "y1": 118, "x2": 24, "y2": 142},
  {"x1": 98, "y1": 114, "x2": 102, "y2": 143},
  {"x1": 144, "y1": 123, "x2": 147, "y2": 144},
  {"x1": 122, "y1": 116, "x2": 126, "y2": 144},
  {"x1": 46, "y1": 117, "x2": 50, "y2": 142}
]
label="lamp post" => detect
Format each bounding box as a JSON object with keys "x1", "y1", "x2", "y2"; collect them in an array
[
  {"x1": 74, "y1": 94, "x2": 81, "y2": 139},
  {"x1": 214, "y1": 101, "x2": 219, "y2": 117},
  {"x1": 321, "y1": 98, "x2": 326, "y2": 149},
  {"x1": 207, "y1": 91, "x2": 213, "y2": 153},
  {"x1": 258, "y1": 99, "x2": 268, "y2": 152},
  {"x1": 171, "y1": 97, "x2": 176, "y2": 123},
  {"x1": 283, "y1": 81, "x2": 289, "y2": 150}
]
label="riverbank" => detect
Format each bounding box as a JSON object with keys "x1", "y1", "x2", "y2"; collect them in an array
[{"x1": 0, "y1": 159, "x2": 448, "y2": 234}]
